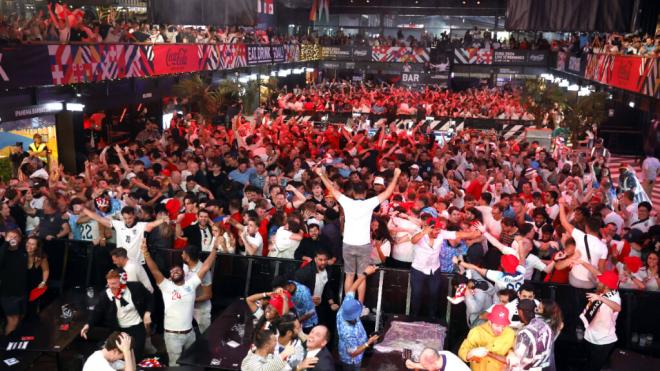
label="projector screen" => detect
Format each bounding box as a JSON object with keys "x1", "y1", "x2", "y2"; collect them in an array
[{"x1": 148, "y1": 0, "x2": 256, "y2": 26}]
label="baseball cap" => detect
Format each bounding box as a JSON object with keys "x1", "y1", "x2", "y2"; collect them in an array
[
  {"x1": 340, "y1": 298, "x2": 363, "y2": 321},
  {"x1": 598, "y1": 270, "x2": 619, "y2": 290},
  {"x1": 624, "y1": 228, "x2": 645, "y2": 244},
  {"x1": 623, "y1": 256, "x2": 643, "y2": 273},
  {"x1": 487, "y1": 304, "x2": 511, "y2": 326},
  {"x1": 500, "y1": 254, "x2": 520, "y2": 274},
  {"x1": 373, "y1": 176, "x2": 385, "y2": 186}
]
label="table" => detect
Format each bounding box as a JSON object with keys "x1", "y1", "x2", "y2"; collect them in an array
[
  {"x1": 0, "y1": 289, "x2": 91, "y2": 370},
  {"x1": 178, "y1": 300, "x2": 255, "y2": 370}
]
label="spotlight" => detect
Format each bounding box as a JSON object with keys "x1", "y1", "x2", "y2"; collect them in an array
[{"x1": 628, "y1": 101, "x2": 635, "y2": 108}]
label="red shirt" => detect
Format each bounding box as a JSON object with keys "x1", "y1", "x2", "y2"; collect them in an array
[
  {"x1": 466, "y1": 180, "x2": 484, "y2": 200},
  {"x1": 259, "y1": 219, "x2": 269, "y2": 257},
  {"x1": 545, "y1": 252, "x2": 569, "y2": 284}
]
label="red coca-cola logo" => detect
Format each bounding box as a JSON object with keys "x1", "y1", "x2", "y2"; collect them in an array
[{"x1": 166, "y1": 48, "x2": 188, "y2": 67}]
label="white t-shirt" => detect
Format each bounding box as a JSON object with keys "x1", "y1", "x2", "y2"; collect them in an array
[
  {"x1": 583, "y1": 291, "x2": 620, "y2": 345},
  {"x1": 271, "y1": 228, "x2": 300, "y2": 259},
  {"x1": 438, "y1": 351, "x2": 471, "y2": 371},
  {"x1": 313, "y1": 270, "x2": 328, "y2": 298},
  {"x1": 603, "y1": 212, "x2": 624, "y2": 236},
  {"x1": 158, "y1": 274, "x2": 201, "y2": 331},
  {"x1": 111, "y1": 220, "x2": 148, "y2": 264},
  {"x1": 570, "y1": 229, "x2": 608, "y2": 283},
  {"x1": 486, "y1": 266, "x2": 526, "y2": 292},
  {"x1": 124, "y1": 260, "x2": 154, "y2": 293},
  {"x1": 183, "y1": 261, "x2": 213, "y2": 311},
  {"x1": 633, "y1": 267, "x2": 659, "y2": 291},
  {"x1": 389, "y1": 217, "x2": 420, "y2": 263},
  {"x1": 83, "y1": 350, "x2": 124, "y2": 371},
  {"x1": 242, "y1": 231, "x2": 263, "y2": 256},
  {"x1": 371, "y1": 240, "x2": 391, "y2": 265},
  {"x1": 337, "y1": 195, "x2": 380, "y2": 246},
  {"x1": 411, "y1": 231, "x2": 458, "y2": 274},
  {"x1": 642, "y1": 156, "x2": 660, "y2": 181}
]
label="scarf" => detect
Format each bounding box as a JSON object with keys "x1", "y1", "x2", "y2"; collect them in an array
[
  {"x1": 111, "y1": 271, "x2": 129, "y2": 307},
  {"x1": 581, "y1": 290, "x2": 617, "y2": 325}
]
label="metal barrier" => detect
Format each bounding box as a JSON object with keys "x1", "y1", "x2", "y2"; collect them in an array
[{"x1": 43, "y1": 239, "x2": 660, "y2": 353}]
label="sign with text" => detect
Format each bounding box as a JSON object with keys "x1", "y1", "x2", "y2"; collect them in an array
[
  {"x1": 153, "y1": 45, "x2": 200, "y2": 74},
  {"x1": 271, "y1": 45, "x2": 286, "y2": 63},
  {"x1": 321, "y1": 46, "x2": 352, "y2": 60},
  {"x1": 246, "y1": 45, "x2": 273, "y2": 65},
  {"x1": 352, "y1": 46, "x2": 372, "y2": 61},
  {"x1": 399, "y1": 72, "x2": 427, "y2": 86}
]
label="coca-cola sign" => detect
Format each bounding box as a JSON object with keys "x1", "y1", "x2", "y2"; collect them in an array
[{"x1": 165, "y1": 48, "x2": 188, "y2": 67}]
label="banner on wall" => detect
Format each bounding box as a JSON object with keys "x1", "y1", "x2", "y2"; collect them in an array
[
  {"x1": 300, "y1": 44, "x2": 321, "y2": 61},
  {"x1": 492, "y1": 50, "x2": 548, "y2": 65},
  {"x1": 0, "y1": 46, "x2": 51, "y2": 89},
  {"x1": 453, "y1": 48, "x2": 493, "y2": 64},
  {"x1": 352, "y1": 46, "x2": 371, "y2": 61},
  {"x1": 399, "y1": 71, "x2": 428, "y2": 86},
  {"x1": 321, "y1": 46, "x2": 353, "y2": 60},
  {"x1": 153, "y1": 45, "x2": 200, "y2": 74},
  {"x1": 246, "y1": 45, "x2": 273, "y2": 65},
  {"x1": 271, "y1": 45, "x2": 286, "y2": 63},
  {"x1": 372, "y1": 47, "x2": 430, "y2": 63},
  {"x1": 556, "y1": 52, "x2": 567, "y2": 71},
  {"x1": 609, "y1": 55, "x2": 644, "y2": 93}
]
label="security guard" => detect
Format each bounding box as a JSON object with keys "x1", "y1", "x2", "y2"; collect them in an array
[{"x1": 28, "y1": 134, "x2": 49, "y2": 166}]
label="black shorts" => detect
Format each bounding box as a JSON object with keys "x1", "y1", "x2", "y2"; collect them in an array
[{"x1": 1, "y1": 296, "x2": 27, "y2": 316}]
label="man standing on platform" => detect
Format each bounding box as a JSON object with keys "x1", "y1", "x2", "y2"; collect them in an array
[
  {"x1": 141, "y1": 240, "x2": 217, "y2": 366},
  {"x1": 315, "y1": 167, "x2": 401, "y2": 312},
  {"x1": 336, "y1": 266, "x2": 380, "y2": 371},
  {"x1": 294, "y1": 249, "x2": 339, "y2": 327}
]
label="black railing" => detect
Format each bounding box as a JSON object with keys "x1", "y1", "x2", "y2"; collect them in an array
[{"x1": 42, "y1": 239, "x2": 660, "y2": 354}]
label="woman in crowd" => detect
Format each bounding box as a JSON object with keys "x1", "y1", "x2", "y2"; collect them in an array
[
  {"x1": 370, "y1": 216, "x2": 392, "y2": 266},
  {"x1": 25, "y1": 236, "x2": 49, "y2": 317}
]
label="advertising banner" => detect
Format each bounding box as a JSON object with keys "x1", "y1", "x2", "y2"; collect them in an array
[
  {"x1": 246, "y1": 45, "x2": 273, "y2": 65},
  {"x1": 0, "y1": 46, "x2": 51, "y2": 88},
  {"x1": 609, "y1": 55, "x2": 644, "y2": 92},
  {"x1": 321, "y1": 46, "x2": 353, "y2": 60},
  {"x1": 300, "y1": 44, "x2": 321, "y2": 61},
  {"x1": 352, "y1": 46, "x2": 372, "y2": 61},
  {"x1": 373, "y1": 47, "x2": 430, "y2": 63},
  {"x1": 526, "y1": 51, "x2": 548, "y2": 66},
  {"x1": 399, "y1": 71, "x2": 427, "y2": 86},
  {"x1": 493, "y1": 50, "x2": 527, "y2": 65},
  {"x1": 153, "y1": 45, "x2": 200, "y2": 75},
  {"x1": 284, "y1": 44, "x2": 299, "y2": 63},
  {"x1": 568, "y1": 55, "x2": 583, "y2": 74},
  {"x1": 556, "y1": 52, "x2": 567, "y2": 71},
  {"x1": 453, "y1": 48, "x2": 493, "y2": 64},
  {"x1": 271, "y1": 45, "x2": 286, "y2": 63}
]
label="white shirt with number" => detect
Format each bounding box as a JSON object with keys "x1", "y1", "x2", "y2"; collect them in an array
[
  {"x1": 111, "y1": 220, "x2": 148, "y2": 264},
  {"x1": 486, "y1": 266, "x2": 526, "y2": 292},
  {"x1": 337, "y1": 195, "x2": 381, "y2": 246},
  {"x1": 158, "y1": 274, "x2": 201, "y2": 331}
]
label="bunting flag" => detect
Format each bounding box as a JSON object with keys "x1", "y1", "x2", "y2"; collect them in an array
[{"x1": 309, "y1": 0, "x2": 318, "y2": 22}]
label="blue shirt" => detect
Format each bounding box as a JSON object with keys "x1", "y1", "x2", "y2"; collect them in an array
[
  {"x1": 337, "y1": 292, "x2": 367, "y2": 365},
  {"x1": 502, "y1": 206, "x2": 515, "y2": 220},
  {"x1": 291, "y1": 281, "x2": 318, "y2": 329},
  {"x1": 228, "y1": 167, "x2": 256, "y2": 185},
  {"x1": 439, "y1": 240, "x2": 467, "y2": 273}
]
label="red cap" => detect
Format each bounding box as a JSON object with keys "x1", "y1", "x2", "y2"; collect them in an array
[
  {"x1": 598, "y1": 270, "x2": 619, "y2": 290},
  {"x1": 269, "y1": 295, "x2": 286, "y2": 316},
  {"x1": 488, "y1": 304, "x2": 511, "y2": 326},
  {"x1": 623, "y1": 256, "x2": 643, "y2": 274},
  {"x1": 500, "y1": 254, "x2": 520, "y2": 274}
]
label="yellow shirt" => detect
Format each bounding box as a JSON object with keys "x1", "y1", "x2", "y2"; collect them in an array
[{"x1": 458, "y1": 322, "x2": 515, "y2": 371}]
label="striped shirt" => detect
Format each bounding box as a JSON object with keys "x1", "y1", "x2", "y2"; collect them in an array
[{"x1": 240, "y1": 350, "x2": 286, "y2": 371}]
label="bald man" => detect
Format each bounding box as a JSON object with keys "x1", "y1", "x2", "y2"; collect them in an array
[
  {"x1": 405, "y1": 348, "x2": 470, "y2": 371},
  {"x1": 304, "y1": 325, "x2": 335, "y2": 370}
]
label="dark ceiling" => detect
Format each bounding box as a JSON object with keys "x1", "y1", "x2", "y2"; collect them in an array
[{"x1": 279, "y1": 0, "x2": 506, "y2": 16}]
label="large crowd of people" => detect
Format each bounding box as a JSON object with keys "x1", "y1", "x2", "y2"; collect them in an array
[
  {"x1": 0, "y1": 78, "x2": 658, "y2": 371},
  {"x1": 274, "y1": 82, "x2": 534, "y2": 120}
]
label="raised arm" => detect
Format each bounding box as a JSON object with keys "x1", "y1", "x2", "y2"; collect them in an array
[
  {"x1": 82, "y1": 207, "x2": 113, "y2": 229},
  {"x1": 459, "y1": 261, "x2": 488, "y2": 278},
  {"x1": 557, "y1": 198, "x2": 574, "y2": 235},
  {"x1": 315, "y1": 167, "x2": 344, "y2": 200},
  {"x1": 141, "y1": 240, "x2": 164, "y2": 285},
  {"x1": 196, "y1": 244, "x2": 218, "y2": 280},
  {"x1": 377, "y1": 168, "x2": 402, "y2": 203}
]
